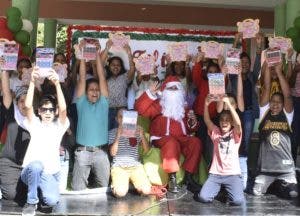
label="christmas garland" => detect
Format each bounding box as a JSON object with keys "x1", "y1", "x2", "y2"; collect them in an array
[{"x1": 66, "y1": 25, "x2": 238, "y2": 63}]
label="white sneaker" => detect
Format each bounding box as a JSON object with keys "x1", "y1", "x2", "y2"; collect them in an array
[{"x1": 22, "y1": 203, "x2": 37, "y2": 216}]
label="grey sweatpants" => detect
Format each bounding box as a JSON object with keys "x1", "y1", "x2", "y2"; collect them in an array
[
  {"x1": 71, "y1": 148, "x2": 110, "y2": 190},
  {"x1": 0, "y1": 157, "x2": 26, "y2": 201}
]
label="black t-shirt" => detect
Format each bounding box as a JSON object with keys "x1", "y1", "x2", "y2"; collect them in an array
[
  {"x1": 0, "y1": 96, "x2": 5, "y2": 133},
  {"x1": 258, "y1": 110, "x2": 294, "y2": 173},
  {"x1": 243, "y1": 78, "x2": 253, "y2": 109},
  {"x1": 0, "y1": 103, "x2": 30, "y2": 165}
]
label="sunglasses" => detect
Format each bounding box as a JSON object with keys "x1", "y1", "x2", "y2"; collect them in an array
[{"x1": 39, "y1": 107, "x2": 56, "y2": 113}]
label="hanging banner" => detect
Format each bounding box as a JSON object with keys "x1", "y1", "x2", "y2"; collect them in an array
[{"x1": 67, "y1": 25, "x2": 236, "y2": 79}]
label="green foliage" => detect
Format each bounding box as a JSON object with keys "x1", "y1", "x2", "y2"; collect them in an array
[
  {"x1": 37, "y1": 22, "x2": 44, "y2": 47},
  {"x1": 293, "y1": 37, "x2": 300, "y2": 53},
  {"x1": 56, "y1": 24, "x2": 67, "y2": 54},
  {"x1": 36, "y1": 23, "x2": 67, "y2": 54},
  {"x1": 286, "y1": 27, "x2": 299, "y2": 39},
  {"x1": 294, "y1": 16, "x2": 300, "y2": 29}
]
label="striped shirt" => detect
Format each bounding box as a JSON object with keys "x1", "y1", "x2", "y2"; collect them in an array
[{"x1": 108, "y1": 128, "x2": 141, "y2": 168}]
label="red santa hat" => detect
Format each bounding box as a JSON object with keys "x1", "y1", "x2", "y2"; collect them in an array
[{"x1": 161, "y1": 75, "x2": 182, "y2": 91}]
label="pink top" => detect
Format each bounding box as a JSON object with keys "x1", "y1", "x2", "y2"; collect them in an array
[
  {"x1": 291, "y1": 73, "x2": 300, "y2": 97},
  {"x1": 209, "y1": 126, "x2": 242, "y2": 175}
]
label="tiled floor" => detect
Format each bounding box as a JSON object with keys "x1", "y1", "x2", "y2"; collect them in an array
[{"x1": 1, "y1": 189, "x2": 300, "y2": 215}]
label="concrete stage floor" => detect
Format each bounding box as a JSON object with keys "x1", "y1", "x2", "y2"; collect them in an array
[{"x1": 1, "y1": 188, "x2": 300, "y2": 215}]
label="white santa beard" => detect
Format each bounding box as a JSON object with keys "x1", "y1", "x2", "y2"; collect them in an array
[{"x1": 160, "y1": 89, "x2": 185, "y2": 121}]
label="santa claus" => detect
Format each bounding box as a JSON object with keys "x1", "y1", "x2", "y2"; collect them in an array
[{"x1": 135, "y1": 76, "x2": 203, "y2": 193}]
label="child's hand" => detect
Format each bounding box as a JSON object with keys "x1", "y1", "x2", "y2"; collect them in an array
[
  {"x1": 31, "y1": 66, "x2": 40, "y2": 82},
  {"x1": 222, "y1": 96, "x2": 231, "y2": 104},
  {"x1": 234, "y1": 32, "x2": 243, "y2": 43},
  {"x1": 105, "y1": 39, "x2": 113, "y2": 51},
  {"x1": 149, "y1": 80, "x2": 160, "y2": 95},
  {"x1": 94, "y1": 41, "x2": 101, "y2": 52},
  {"x1": 48, "y1": 69, "x2": 60, "y2": 86},
  {"x1": 205, "y1": 94, "x2": 213, "y2": 106},
  {"x1": 256, "y1": 32, "x2": 264, "y2": 49},
  {"x1": 124, "y1": 44, "x2": 132, "y2": 55},
  {"x1": 117, "y1": 126, "x2": 123, "y2": 137},
  {"x1": 286, "y1": 48, "x2": 294, "y2": 60},
  {"x1": 196, "y1": 52, "x2": 205, "y2": 63},
  {"x1": 0, "y1": 57, "x2": 5, "y2": 68},
  {"x1": 187, "y1": 110, "x2": 197, "y2": 126},
  {"x1": 217, "y1": 55, "x2": 225, "y2": 67},
  {"x1": 274, "y1": 61, "x2": 283, "y2": 76},
  {"x1": 221, "y1": 65, "x2": 228, "y2": 74},
  {"x1": 137, "y1": 126, "x2": 144, "y2": 137},
  {"x1": 110, "y1": 143, "x2": 118, "y2": 156}
]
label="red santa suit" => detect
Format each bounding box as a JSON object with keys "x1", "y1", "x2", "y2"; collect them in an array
[{"x1": 135, "y1": 76, "x2": 202, "y2": 174}]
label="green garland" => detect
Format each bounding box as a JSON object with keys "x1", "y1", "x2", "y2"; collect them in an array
[{"x1": 72, "y1": 31, "x2": 234, "y2": 45}]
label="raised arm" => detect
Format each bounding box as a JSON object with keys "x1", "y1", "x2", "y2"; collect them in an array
[
  {"x1": 236, "y1": 64, "x2": 245, "y2": 112},
  {"x1": 25, "y1": 67, "x2": 39, "y2": 122},
  {"x1": 232, "y1": 32, "x2": 243, "y2": 48},
  {"x1": 204, "y1": 95, "x2": 215, "y2": 133},
  {"x1": 191, "y1": 52, "x2": 204, "y2": 86},
  {"x1": 286, "y1": 48, "x2": 294, "y2": 80},
  {"x1": 275, "y1": 61, "x2": 293, "y2": 113},
  {"x1": 223, "y1": 96, "x2": 242, "y2": 135},
  {"x1": 48, "y1": 69, "x2": 67, "y2": 124},
  {"x1": 76, "y1": 59, "x2": 86, "y2": 98},
  {"x1": 110, "y1": 128, "x2": 121, "y2": 157},
  {"x1": 124, "y1": 44, "x2": 135, "y2": 82},
  {"x1": 100, "y1": 39, "x2": 112, "y2": 64},
  {"x1": 185, "y1": 55, "x2": 192, "y2": 85},
  {"x1": 138, "y1": 126, "x2": 150, "y2": 154},
  {"x1": 96, "y1": 51, "x2": 109, "y2": 97},
  {"x1": 1, "y1": 70, "x2": 12, "y2": 109},
  {"x1": 259, "y1": 62, "x2": 271, "y2": 107}
]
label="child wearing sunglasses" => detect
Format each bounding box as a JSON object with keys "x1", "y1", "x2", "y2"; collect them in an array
[{"x1": 21, "y1": 67, "x2": 69, "y2": 216}]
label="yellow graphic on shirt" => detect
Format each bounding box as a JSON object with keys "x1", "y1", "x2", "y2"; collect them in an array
[
  {"x1": 270, "y1": 131, "x2": 280, "y2": 147},
  {"x1": 259, "y1": 79, "x2": 281, "y2": 98},
  {"x1": 262, "y1": 120, "x2": 289, "y2": 131}
]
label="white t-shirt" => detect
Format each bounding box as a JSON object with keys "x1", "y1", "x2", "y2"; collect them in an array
[
  {"x1": 22, "y1": 116, "x2": 70, "y2": 174},
  {"x1": 259, "y1": 103, "x2": 294, "y2": 126},
  {"x1": 9, "y1": 77, "x2": 23, "y2": 93}
]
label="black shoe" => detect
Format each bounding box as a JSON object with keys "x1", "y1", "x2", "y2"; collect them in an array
[
  {"x1": 193, "y1": 192, "x2": 202, "y2": 202},
  {"x1": 168, "y1": 173, "x2": 179, "y2": 193},
  {"x1": 38, "y1": 203, "x2": 53, "y2": 214},
  {"x1": 185, "y1": 172, "x2": 202, "y2": 193},
  {"x1": 22, "y1": 203, "x2": 37, "y2": 216}
]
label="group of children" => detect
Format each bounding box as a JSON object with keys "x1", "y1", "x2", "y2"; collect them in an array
[{"x1": 0, "y1": 30, "x2": 299, "y2": 216}]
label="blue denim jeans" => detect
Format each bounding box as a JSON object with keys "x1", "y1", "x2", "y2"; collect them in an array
[
  {"x1": 59, "y1": 154, "x2": 69, "y2": 192},
  {"x1": 241, "y1": 110, "x2": 255, "y2": 156},
  {"x1": 239, "y1": 157, "x2": 247, "y2": 190},
  {"x1": 198, "y1": 174, "x2": 245, "y2": 206},
  {"x1": 21, "y1": 161, "x2": 60, "y2": 206},
  {"x1": 108, "y1": 107, "x2": 120, "y2": 130}
]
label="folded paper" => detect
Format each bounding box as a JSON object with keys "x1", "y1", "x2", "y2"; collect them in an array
[
  {"x1": 237, "y1": 18, "x2": 260, "y2": 39},
  {"x1": 200, "y1": 41, "x2": 224, "y2": 59}
]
